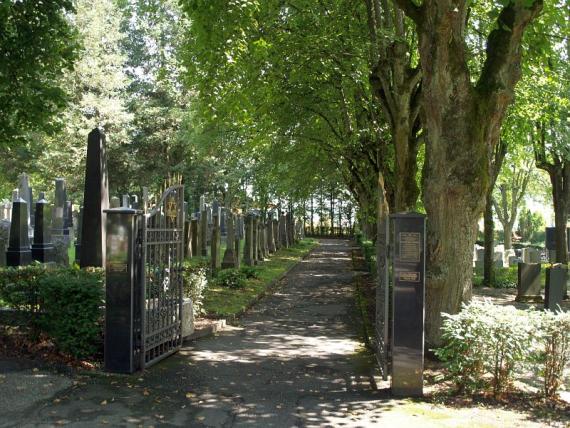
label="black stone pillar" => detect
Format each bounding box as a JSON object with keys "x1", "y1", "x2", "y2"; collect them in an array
[
  {"x1": 80, "y1": 128, "x2": 109, "y2": 268},
  {"x1": 104, "y1": 207, "x2": 142, "y2": 373},
  {"x1": 390, "y1": 213, "x2": 426, "y2": 398},
  {"x1": 31, "y1": 192, "x2": 54, "y2": 263},
  {"x1": 6, "y1": 193, "x2": 32, "y2": 266}
]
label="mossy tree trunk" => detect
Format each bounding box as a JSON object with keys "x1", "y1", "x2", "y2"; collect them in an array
[{"x1": 395, "y1": 0, "x2": 542, "y2": 345}]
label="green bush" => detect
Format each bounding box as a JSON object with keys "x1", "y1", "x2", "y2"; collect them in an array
[
  {"x1": 216, "y1": 269, "x2": 246, "y2": 289},
  {"x1": 182, "y1": 259, "x2": 210, "y2": 316},
  {"x1": 435, "y1": 301, "x2": 537, "y2": 396},
  {"x1": 436, "y1": 301, "x2": 570, "y2": 399},
  {"x1": 0, "y1": 264, "x2": 50, "y2": 312},
  {"x1": 473, "y1": 266, "x2": 517, "y2": 289},
  {"x1": 239, "y1": 266, "x2": 259, "y2": 279},
  {"x1": 532, "y1": 309, "x2": 570, "y2": 398},
  {"x1": 38, "y1": 267, "x2": 104, "y2": 358}
]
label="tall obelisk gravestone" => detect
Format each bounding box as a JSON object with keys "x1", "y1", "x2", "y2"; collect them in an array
[
  {"x1": 80, "y1": 129, "x2": 109, "y2": 268},
  {"x1": 6, "y1": 190, "x2": 32, "y2": 266}
]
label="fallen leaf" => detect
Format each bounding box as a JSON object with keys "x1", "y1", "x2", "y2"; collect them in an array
[{"x1": 100, "y1": 400, "x2": 107, "y2": 406}]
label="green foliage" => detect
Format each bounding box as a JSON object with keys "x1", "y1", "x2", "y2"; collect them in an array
[
  {"x1": 532, "y1": 310, "x2": 570, "y2": 398},
  {"x1": 215, "y1": 269, "x2": 246, "y2": 290},
  {"x1": 182, "y1": 259, "x2": 210, "y2": 315},
  {"x1": 239, "y1": 266, "x2": 259, "y2": 279},
  {"x1": 436, "y1": 302, "x2": 570, "y2": 399},
  {"x1": 37, "y1": 267, "x2": 104, "y2": 358},
  {"x1": 518, "y1": 208, "x2": 545, "y2": 243},
  {"x1": 0, "y1": 0, "x2": 78, "y2": 146},
  {"x1": 473, "y1": 266, "x2": 518, "y2": 289},
  {"x1": 0, "y1": 264, "x2": 50, "y2": 312}
]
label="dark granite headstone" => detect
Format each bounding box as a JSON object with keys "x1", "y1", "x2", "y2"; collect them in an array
[
  {"x1": 52, "y1": 179, "x2": 66, "y2": 237},
  {"x1": 545, "y1": 265, "x2": 568, "y2": 310},
  {"x1": 190, "y1": 218, "x2": 198, "y2": 256},
  {"x1": 31, "y1": 192, "x2": 54, "y2": 263},
  {"x1": 390, "y1": 212, "x2": 426, "y2": 398},
  {"x1": 222, "y1": 213, "x2": 237, "y2": 269},
  {"x1": 80, "y1": 128, "x2": 109, "y2": 268},
  {"x1": 516, "y1": 263, "x2": 542, "y2": 302},
  {"x1": 244, "y1": 213, "x2": 254, "y2": 266},
  {"x1": 64, "y1": 200, "x2": 73, "y2": 236},
  {"x1": 75, "y1": 206, "x2": 83, "y2": 265},
  {"x1": 6, "y1": 192, "x2": 32, "y2": 266}
]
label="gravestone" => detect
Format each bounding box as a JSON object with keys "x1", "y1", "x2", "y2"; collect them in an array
[
  {"x1": 121, "y1": 194, "x2": 130, "y2": 208},
  {"x1": 52, "y1": 179, "x2": 66, "y2": 238},
  {"x1": 390, "y1": 213, "x2": 426, "y2": 398},
  {"x1": 267, "y1": 219, "x2": 276, "y2": 253},
  {"x1": 222, "y1": 212, "x2": 237, "y2": 269},
  {"x1": 234, "y1": 214, "x2": 241, "y2": 269},
  {"x1": 220, "y1": 208, "x2": 227, "y2": 237},
  {"x1": 516, "y1": 263, "x2": 542, "y2": 302},
  {"x1": 131, "y1": 195, "x2": 139, "y2": 209},
  {"x1": 206, "y1": 204, "x2": 213, "y2": 245},
  {"x1": 184, "y1": 218, "x2": 192, "y2": 258},
  {"x1": 493, "y1": 251, "x2": 504, "y2": 269},
  {"x1": 0, "y1": 219, "x2": 9, "y2": 266},
  {"x1": 522, "y1": 247, "x2": 540, "y2": 264},
  {"x1": 190, "y1": 217, "x2": 198, "y2": 257},
  {"x1": 273, "y1": 218, "x2": 280, "y2": 251},
  {"x1": 18, "y1": 173, "x2": 32, "y2": 234},
  {"x1": 75, "y1": 207, "x2": 83, "y2": 265},
  {"x1": 279, "y1": 213, "x2": 289, "y2": 248},
  {"x1": 544, "y1": 264, "x2": 568, "y2": 310},
  {"x1": 200, "y1": 208, "x2": 208, "y2": 257},
  {"x1": 31, "y1": 192, "x2": 54, "y2": 263},
  {"x1": 80, "y1": 129, "x2": 109, "y2": 268},
  {"x1": 110, "y1": 196, "x2": 120, "y2": 208},
  {"x1": 244, "y1": 213, "x2": 254, "y2": 266},
  {"x1": 211, "y1": 209, "x2": 221, "y2": 272},
  {"x1": 6, "y1": 190, "x2": 32, "y2": 266}
]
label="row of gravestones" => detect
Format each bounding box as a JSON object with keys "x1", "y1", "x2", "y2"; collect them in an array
[
  {"x1": 0, "y1": 174, "x2": 76, "y2": 267},
  {"x1": 473, "y1": 246, "x2": 545, "y2": 269},
  {"x1": 473, "y1": 227, "x2": 570, "y2": 270},
  {"x1": 183, "y1": 195, "x2": 304, "y2": 274}
]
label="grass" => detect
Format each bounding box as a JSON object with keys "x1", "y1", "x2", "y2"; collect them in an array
[{"x1": 202, "y1": 238, "x2": 318, "y2": 318}]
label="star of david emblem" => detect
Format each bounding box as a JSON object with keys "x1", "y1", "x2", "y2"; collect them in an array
[{"x1": 166, "y1": 196, "x2": 177, "y2": 221}]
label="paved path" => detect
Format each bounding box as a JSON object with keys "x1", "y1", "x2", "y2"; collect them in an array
[{"x1": 1, "y1": 240, "x2": 382, "y2": 427}]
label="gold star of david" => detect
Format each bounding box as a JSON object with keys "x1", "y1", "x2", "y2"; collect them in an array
[{"x1": 166, "y1": 196, "x2": 177, "y2": 221}]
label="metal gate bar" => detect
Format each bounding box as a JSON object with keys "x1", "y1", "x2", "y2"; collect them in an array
[{"x1": 141, "y1": 184, "x2": 184, "y2": 369}]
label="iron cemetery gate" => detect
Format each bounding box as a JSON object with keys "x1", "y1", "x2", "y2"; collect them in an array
[{"x1": 105, "y1": 183, "x2": 185, "y2": 373}]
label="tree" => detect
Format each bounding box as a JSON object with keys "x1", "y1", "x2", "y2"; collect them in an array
[
  {"x1": 0, "y1": 0, "x2": 78, "y2": 146},
  {"x1": 395, "y1": 0, "x2": 543, "y2": 344},
  {"x1": 493, "y1": 156, "x2": 533, "y2": 250}
]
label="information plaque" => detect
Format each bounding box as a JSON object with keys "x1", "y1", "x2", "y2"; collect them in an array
[{"x1": 390, "y1": 212, "x2": 426, "y2": 397}]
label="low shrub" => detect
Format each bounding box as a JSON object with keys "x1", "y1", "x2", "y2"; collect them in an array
[
  {"x1": 182, "y1": 259, "x2": 210, "y2": 316},
  {"x1": 0, "y1": 264, "x2": 50, "y2": 312},
  {"x1": 38, "y1": 267, "x2": 104, "y2": 358},
  {"x1": 240, "y1": 266, "x2": 259, "y2": 279},
  {"x1": 216, "y1": 269, "x2": 246, "y2": 289},
  {"x1": 435, "y1": 301, "x2": 570, "y2": 399},
  {"x1": 532, "y1": 309, "x2": 570, "y2": 398}
]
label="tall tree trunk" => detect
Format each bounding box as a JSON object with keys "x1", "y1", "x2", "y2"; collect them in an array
[
  {"x1": 504, "y1": 222, "x2": 513, "y2": 250},
  {"x1": 395, "y1": 0, "x2": 541, "y2": 346},
  {"x1": 552, "y1": 171, "x2": 569, "y2": 264},
  {"x1": 483, "y1": 190, "x2": 495, "y2": 287},
  {"x1": 310, "y1": 196, "x2": 314, "y2": 235}
]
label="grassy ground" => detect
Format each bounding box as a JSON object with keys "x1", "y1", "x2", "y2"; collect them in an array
[{"x1": 202, "y1": 238, "x2": 318, "y2": 318}]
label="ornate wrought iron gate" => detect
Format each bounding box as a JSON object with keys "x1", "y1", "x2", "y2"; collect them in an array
[{"x1": 141, "y1": 184, "x2": 185, "y2": 368}]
